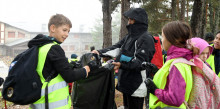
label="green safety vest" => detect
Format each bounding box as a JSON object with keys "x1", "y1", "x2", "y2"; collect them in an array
[
  {"x1": 68, "y1": 58, "x2": 78, "y2": 63},
  {"x1": 206, "y1": 54, "x2": 220, "y2": 77},
  {"x1": 30, "y1": 42, "x2": 71, "y2": 109},
  {"x1": 149, "y1": 58, "x2": 193, "y2": 109}
]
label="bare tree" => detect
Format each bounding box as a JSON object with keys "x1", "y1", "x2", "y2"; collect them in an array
[
  {"x1": 190, "y1": 0, "x2": 203, "y2": 37},
  {"x1": 119, "y1": 0, "x2": 130, "y2": 40},
  {"x1": 102, "y1": 0, "x2": 112, "y2": 48},
  {"x1": 171, "y1": 0, "x2": 177, "y2": 21},
  {"x1": 214, "y1": 0, "x2": 220, "y2": 34},
  {"x1": 209, "y1": 0, "x2": 220, "y2": 34},
  {"x1": 186, "y1": 0, "x2": 189, "y2": 22},
  {"x1": 198, "y1": 0, "x2": 208, "y2": 38},
  {"x1": 180, "y1": 0, "x2": 186, "y2": 21},
  {"x1": 177, "y1": 0, "x2": 180, "y2": 19},
  {"x1": 209, "y1": 0, "x2": 215, "y2": 33}
]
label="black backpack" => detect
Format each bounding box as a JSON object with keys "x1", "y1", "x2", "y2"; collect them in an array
[{"x1": 2, "y1": 46, "x2": 42, "y2": 105}]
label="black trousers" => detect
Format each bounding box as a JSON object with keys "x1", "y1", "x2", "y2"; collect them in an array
[{"x1": 123, "y1": 93, "x2": 144, "y2": 109}]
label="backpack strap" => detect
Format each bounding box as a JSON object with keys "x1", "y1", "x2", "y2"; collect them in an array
[
  {"x1": 169, "y1": 58, "x2": 195, "y2": 72},
  {"x1": 45, "y1": 70, "x2": 56, "y2": 109}
]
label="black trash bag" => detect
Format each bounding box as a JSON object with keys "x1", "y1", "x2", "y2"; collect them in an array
[{"x1": 72, "y1": 53, "x2": 116, "y2": 109}]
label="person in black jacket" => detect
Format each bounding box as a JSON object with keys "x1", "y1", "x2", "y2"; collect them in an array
[{"x1": 92, "y1": 8, "x2": 155, "y2": 109}]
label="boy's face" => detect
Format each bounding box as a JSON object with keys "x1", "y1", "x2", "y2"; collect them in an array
[
  {"x1": 199, "y1": 47, "x2": 210, "y2": 62},
  {"x1": 214, "y1": 33, "x2": 220, "y2": 49},
  {"x1": 50, "y1": 24, "x2": 70, "y2": 43}
]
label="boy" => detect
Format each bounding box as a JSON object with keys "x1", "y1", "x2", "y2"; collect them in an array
[
  {"x1": 29, "y1": 14, "x2": 98, "y2": 109},
  {"x1": 207, "y1": 31, "x2": 220, "y2": 77}
]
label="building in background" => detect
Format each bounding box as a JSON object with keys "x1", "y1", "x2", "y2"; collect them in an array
[{"x1": 0, "y1": 21, "x2": 31, "y2": 57}]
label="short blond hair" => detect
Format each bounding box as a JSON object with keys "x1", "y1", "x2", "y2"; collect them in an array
[{"x1": 48, "y1": 14, "x2": 72, "y2": 31}]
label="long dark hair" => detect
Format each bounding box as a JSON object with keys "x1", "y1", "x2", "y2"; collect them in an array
[
  {"x1": 162, "y1": 21, "x2": 200, "y2": 56},
  {"x1": 162, "y1": 21, "x2": 192, "y2": 48}
]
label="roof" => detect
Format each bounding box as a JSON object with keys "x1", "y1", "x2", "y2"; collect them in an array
[
  {"x1": 0, "y1": 21, "x2": 29, "y2": 33},
  {"x1": 5, "y1": 38, "x2": 30, "y2": 47}
]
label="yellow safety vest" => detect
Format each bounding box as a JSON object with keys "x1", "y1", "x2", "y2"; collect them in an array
[
  {"x1": 68, "y1": 59, "x2": 78, "y2": 63},
  {"x1": 30, "y1": 42, "x2": 71, "y2": 109},
  {"x1": 149, "y1": 58, "x2": 193, "y2": 109},
  {"x1": 206, "y1": 54, "x2": 220, "y2": 77}
]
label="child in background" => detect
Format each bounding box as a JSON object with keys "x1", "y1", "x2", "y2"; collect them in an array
[
  {"x1": 68, "y1": 54, "x2": 78, "y2": 95},
  {"x1": 190, "y1": 37, "x2": 213, "y2": 68},
  {"x1": 207, "y1": 31, "x2": 220, "y2": 77}
]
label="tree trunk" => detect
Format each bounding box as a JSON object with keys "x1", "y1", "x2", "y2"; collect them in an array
[
  {"x1": 190, "y1": 0, "x2": 203, "y2": 37},
  {"x1": 180, "y1": 0, "x2": 185, "y2": 21},
  {"x1": 102, "y1": 0, "x2": 112, "y2": 48},
  {"x1": 171, "y1": 0, "x2": 177, "y2": 21},
  {"x1": 198, "y1": 0, "x2": 207, "y2": 38},
  {"x1": 214, "y1": 0, "x2": 220, "y2": 34},
  {"x1": 209, "y1": 0, "x2": 215, "y2": 34},
  {"x1": 119, "y1": 0, "x2": 130, "y2": 40},
  {"x1": 187, "y1": 0, "x2": 189, "y2": 22},
  {"x1": 177, "y1": 0, "x2": 180, "y2": 19}
]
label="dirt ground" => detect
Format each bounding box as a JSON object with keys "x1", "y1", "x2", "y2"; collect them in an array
[
  {"x1": 0, "y1": 79, "x2": 124, "y2": 109},
  {"x1": 0, "y1": 90, "x2": 123, "y2": 109}
]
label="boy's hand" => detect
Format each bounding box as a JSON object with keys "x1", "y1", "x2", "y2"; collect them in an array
[{"x1": 87, "y1": 60, "x2": 99, "y2": 72}]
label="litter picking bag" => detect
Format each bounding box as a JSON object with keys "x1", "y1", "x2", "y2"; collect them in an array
[{"x1": 72, "y1": 53, "x2": 116, "y2": 109}]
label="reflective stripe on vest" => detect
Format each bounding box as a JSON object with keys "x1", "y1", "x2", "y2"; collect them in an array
[
  {"x1": 41, "y1": 81, "x2": 67, "y2": 96},
  {"x1": 30, "y1": 42, "x2": 71, "y2": 109},
  {"x1": 149, "y1": 58, "x2": 193, "y2": 109},
  {"x1": 30, "y1": 96, "x2": 69, "y2": 109}
]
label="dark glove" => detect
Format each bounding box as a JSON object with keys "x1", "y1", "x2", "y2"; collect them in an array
[
  {"x1": 87, "y1": 60, "x2": 99, "y2": 72},
  {"x1": 151, "y1": 64, "x2": 159, "y2": 74},
  {"x1": 142, "y1": 62, "x2": 159, "y2": 79},
  {"x1": 144, "y1": 78, "x2": 158, "y2": 95},
  {"x1": 0, "y1": 77, "x2": 4, "y2": 86}
]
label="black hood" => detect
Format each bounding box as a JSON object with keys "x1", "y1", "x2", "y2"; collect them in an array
[
  {"x1": 28, "y1": 34, "x2": 61, "y2": 48},
  {"x1": 123, "y1": 8, "x2": 148, "y2": 25}
]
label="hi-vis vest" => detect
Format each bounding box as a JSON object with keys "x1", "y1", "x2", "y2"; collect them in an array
[
  {"x1": 149, "y1": 58, "x2": 193, "y2": 109},
  {"x1": 206, "y1": 54, "x2": 220, "y2": 77},
  {"x1": 206, "y1": 43, "x2": 220, "y2": 77},
  {"x1": 68, "y1": 59, "x2": 78, "y2": 63},
  {"x1": 30, "y1": 42, "x2": 71, "y2": 109}
]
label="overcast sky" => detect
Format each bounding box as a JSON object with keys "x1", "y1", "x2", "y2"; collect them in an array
[{"x1": 0, "y1": 0, "x2": 102, "y2": 32}]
